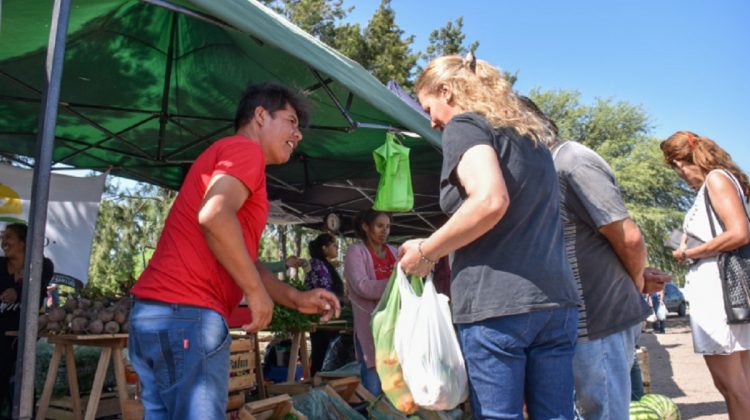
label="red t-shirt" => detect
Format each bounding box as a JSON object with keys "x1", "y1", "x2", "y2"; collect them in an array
[
  {"x1": 368, "y1": 246, "x2": 396, "y2": 280},
  {"x1": 131, "y1": 135, "x2": 269, "y2": 318}
]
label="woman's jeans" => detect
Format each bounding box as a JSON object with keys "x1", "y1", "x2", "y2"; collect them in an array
[
  {"x1": 128, "y1": 299, "x2": 231, "y2": 420},
  {"x1": 457, "y1": 307, "x2": 578, "y2": 420}
]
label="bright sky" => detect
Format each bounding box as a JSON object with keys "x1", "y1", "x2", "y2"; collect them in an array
[{"x1": 346, "y1": 0, "x2": 750, "y2": 172}]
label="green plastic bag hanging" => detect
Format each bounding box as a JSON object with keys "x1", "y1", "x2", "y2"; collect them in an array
[
  {"x1": 371, "y1": 264, "x2": 423, "y2": 414},
  {"x1": 372, "y1": 132, "x2": 414, "y2": 212}
]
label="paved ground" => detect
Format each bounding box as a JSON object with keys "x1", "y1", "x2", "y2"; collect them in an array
[{"x1": 641, "y1": 315, "x2": 728, "y2": 419}]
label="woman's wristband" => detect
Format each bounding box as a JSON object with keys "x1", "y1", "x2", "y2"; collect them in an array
[{"x1": 418, "y1": 240, "x2": 437, "y2": 265}]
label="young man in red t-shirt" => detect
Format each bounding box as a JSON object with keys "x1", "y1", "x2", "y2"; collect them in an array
[{"x1": 128, "y1": 83, "x2": 340, "y2": 418}]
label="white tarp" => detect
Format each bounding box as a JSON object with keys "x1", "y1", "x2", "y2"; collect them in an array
[{"x1": 0, "y1": 164, "x2": 105, "y2": 285}]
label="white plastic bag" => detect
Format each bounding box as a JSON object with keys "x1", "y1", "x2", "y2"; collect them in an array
[
  {"x1": 393, "y1": 266, "x2": 468, "y2": 410},
  {"x1": 657, "y1": 303, "x2": 668, "y2": 321}
]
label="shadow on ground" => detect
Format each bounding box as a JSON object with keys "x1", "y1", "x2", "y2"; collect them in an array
[
  {"x1": 676, "y1": 401, "x2": 729, "y2": 418},
  {"x1": 639, "y1": 315, "x2": 729, "y2": 419}
]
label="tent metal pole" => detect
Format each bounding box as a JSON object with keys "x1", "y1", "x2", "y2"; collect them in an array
[
  {"x1": 0, "y1": 70, "x2": 154, "y2": 159},
  {"x1": 157, "y1": 12, "x2": 178, "y2": 160},
  {"x1": 54, "y1": 115, "x2": 158, "y2": 163},
  {"x1": 309, "y1": 68, "x2": 356, "y2": 128},
  {"x1": 162, "y1": 123, "x2": 233, "y2": 159},
  {"x1": 140, "y1": 0, "x2": 254, "y2": 40},
  {"x1": 12, "y1": 0, "x2": 71, "y2": 418}
]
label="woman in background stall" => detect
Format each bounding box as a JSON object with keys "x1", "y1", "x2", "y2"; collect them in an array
[
  {"x1": 305, "y1": 232, "x2": 345, "y2": 376},
  {"x1": 0, "y1": 223, "x2": 54, "y2": 413},
  {"x1": 343, "y1": 209, "x2": 395, "y2": 396}
]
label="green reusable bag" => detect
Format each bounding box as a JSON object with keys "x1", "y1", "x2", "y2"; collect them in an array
[
  {"x1": 372, "y1": 132, "x2": 414, "y2": 212},
  {"x1": 371, "y1": 265, "x2": 423, "y2": 413}
]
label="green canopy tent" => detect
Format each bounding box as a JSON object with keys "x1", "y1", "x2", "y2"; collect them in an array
[
  {"x1": 0, "y1": 0, "x2": 448, "y2": 415},
  {"x1": 0, "y1": 0, "x2": 446, "y2": 236}
]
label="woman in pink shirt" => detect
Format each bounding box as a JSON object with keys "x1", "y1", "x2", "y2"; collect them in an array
[{"x1": 343, "y1": 209, "x2": 395, "y2": 396}]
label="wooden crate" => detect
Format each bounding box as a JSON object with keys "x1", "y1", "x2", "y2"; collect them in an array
[
  {"x1": 230, "y1": 336, "x2": 256, "y2": 392},
  {"x1": 320, "y1": 376, "x2": 360, "y2": 402},
  {"x1": 238, "y1": 394, "x2": 302, "y2": 420},
  {"x1": 636, "y1": 346, "x2": 651, "y2": 394},
  {"x1": 265, "y1": 379, "x2": 312, "y2": 396},
  {"x1": 122, "y1": 399, "x2": 144, "y2": 420},
  {"x1": 42, "y1": 392, "x2": 120, "y2": 420}
]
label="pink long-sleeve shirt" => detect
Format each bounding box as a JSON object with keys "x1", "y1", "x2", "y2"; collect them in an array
[{"x1": 343, "y1": 242, "x2": 397, "y2": 368}]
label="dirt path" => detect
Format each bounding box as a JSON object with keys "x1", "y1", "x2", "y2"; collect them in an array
[{"x1": 641, "y1": 315, "x2": 728, "y2": 419}]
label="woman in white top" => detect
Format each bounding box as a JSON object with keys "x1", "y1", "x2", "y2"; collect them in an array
[{"x1": 661, "y1": 131, "x2": 750, "y2": 419}]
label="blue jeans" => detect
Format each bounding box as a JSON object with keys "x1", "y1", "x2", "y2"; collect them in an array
[
  {"x1": 457, "y1": 307, "x2": 578, "y2": 420},
  {"x1": 354, "y1": 335, "x2": 382, "y2": 396},
  {"x1": 128, "y1": 299, "x2": 231, "y2": 419},
  {"x1": 573, "y1": 324, "x2": 640, "y2": 420}
]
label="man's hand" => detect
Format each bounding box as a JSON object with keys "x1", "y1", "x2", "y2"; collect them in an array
[
  {"x1": 242, "y1": 288, "x2": 274, "y2": 333},
  {"x1": 294, "y1": 289, "x2": 341, "y2": 322},
  {"x1": 643, "y1": 267, "x2": 672, "y2": 294}
]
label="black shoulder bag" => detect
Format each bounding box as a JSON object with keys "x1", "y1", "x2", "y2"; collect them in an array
[{"x1": 704, "y1": 190, "x2": 750, "y2": 324}]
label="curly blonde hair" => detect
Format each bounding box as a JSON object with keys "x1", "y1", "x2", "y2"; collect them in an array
[
  {"x1": 661, "y1": 130, "x2": 750, "y2": 198},
  {"x1": 415, "y1": 54, "x2": 554, "y2": 144}
]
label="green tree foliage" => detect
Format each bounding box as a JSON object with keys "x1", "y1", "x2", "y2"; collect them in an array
[
  {"x1": 360, "y1": 0, "x2": 418, "y2": 87},
  {"x1": 529, "y1": 89, "x2": 694, "y2": 281},
  {"x1": 86, "y1": 181, "x2": 175, "y2": 296},
  {"x1": 260, "y1": 0, "x2": 351, "y2": 46},
  {"x1": 421, "y1": 17, "x2": 478, "y2": 62}
]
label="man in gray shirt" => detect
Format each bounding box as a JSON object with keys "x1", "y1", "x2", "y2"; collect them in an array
[{"x1": 525, "y1": 97, "x2": 669, "y2": 419}]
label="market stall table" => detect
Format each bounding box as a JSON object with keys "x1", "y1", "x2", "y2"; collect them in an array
[{"x1": 35, "y1": 334, "x2": 129, "y2": 420}]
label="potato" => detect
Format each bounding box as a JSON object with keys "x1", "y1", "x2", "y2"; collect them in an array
[
  {"x1": 114, "y1": 310, "x2": 128, "y2": 325},
  {"x1": 88, "y1": 319, "x2": 104, "y2": 334},
  {"x1": 78, "y1": 298, "x2": 92, "y2": 309},
  {"x1": 47, "y1": 307, "x2": 66, "y2": 322},
  {"x1": 120, "y1": 321, "x2": 129, "y2": 333},
  {"x1": 38, "y1": 314, "x2": 49, "y2": 330},
  {"x1": 70, "y1": 317, "x2": 89, "y2": 334},
  {"x1": 104, "y1": 321, "x2": 120, "y2": 334},
  {"x1": 63, "y1": 298, "x2": 78, "y2": 312},
  {"x1": 46, "y1": 322, "x2": 61, "y2": 333},
  {"x1": 98, "y1": 309, "x2": 114, "y2": 323}
]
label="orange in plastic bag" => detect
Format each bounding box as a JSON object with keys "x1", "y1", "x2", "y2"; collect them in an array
[{"x1": 371, "y1": 264, "x2": 423, "y2": 413}]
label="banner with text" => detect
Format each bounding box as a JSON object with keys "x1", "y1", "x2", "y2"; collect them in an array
[{"x1": 0, "y1": 164, "x2": 106, "y2": 286}]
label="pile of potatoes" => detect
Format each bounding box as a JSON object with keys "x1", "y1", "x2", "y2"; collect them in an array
[{"x1": 38, "y1": 296, "x2": 132, "y2": 335}]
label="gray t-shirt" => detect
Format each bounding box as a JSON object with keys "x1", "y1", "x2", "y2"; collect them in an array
[
  {"x1": 551, "y1": 141, "x2": 650, "y2": 341},
  {"x1": 440, "y1": 113, "x2": 578, "y2": 324}
]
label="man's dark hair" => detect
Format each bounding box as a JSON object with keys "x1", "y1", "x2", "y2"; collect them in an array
[
  {"x1": 518, "y1": 95, "x2": 559, "y2": 137},
  {"x1": 234, "y1": 82, "x2": 310, "y2": 131}
]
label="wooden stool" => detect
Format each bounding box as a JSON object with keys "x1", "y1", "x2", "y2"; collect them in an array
[{"x1": 36, "y1": 334, "x2": 128, "y2": 420}]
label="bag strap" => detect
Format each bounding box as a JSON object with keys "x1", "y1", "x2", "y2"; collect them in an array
[
  {"x1": 703, "y1": 173, "x2": 750, "y2": 239},
  {"x1": 704, "y1": 189, "x2": 720, "y2": 239}
]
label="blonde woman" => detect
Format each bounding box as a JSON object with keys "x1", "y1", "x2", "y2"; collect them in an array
[
  {"x1": 399, "y1": 54, "x2": 579, "y2": 419},
  {"x1": 661, "y1": 131, "x2": 750, "y2": 419}
]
